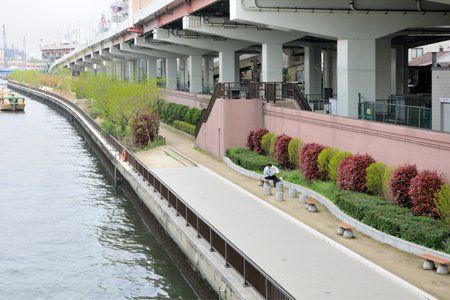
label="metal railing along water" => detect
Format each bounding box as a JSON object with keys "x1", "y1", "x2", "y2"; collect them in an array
[{"x1": 9, "y1": 81, "x2": 295, "y2": 300}]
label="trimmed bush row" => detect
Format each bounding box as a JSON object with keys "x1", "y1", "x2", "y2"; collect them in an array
[
  {"x1": 226, "y1": 147, "x2": 277, "y2": 172},
  {"x1": 173, "y1": 120, "x2": 195, "y2": 136},
  {"x1": 226, "y1": 148, "x2": 450, "y2": 253},
  {"x1": 244, "y1": 128, "x2": 450, "y2": 224},
  {"x1": 336, "y1": 191, "x2": 450, "y2": 251},
  {"x1": 151, "y1": 98, "x2": 201, "y2": 131}
]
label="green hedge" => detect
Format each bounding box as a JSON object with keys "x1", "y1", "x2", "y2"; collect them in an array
[
  {"x1": 226, "y1": 147, "x2": 277, "y2": 172},
  {"x1": 173, "y1": 120, "x2": 195, "y2": 136},
  {"x1": 336, "y1": 191, "x2": 450, "y2": 251},
  {"x1": 152, "y1": 99, "x2": 202, "y2": 126},
  {"x1": 226, "y1": 147, "x2": 450, "y2": 253}
]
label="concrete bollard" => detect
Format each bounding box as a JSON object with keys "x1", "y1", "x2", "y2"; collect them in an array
[
  {"x1": 437, "y1": 264, "x2": 449, "y2": 275},
  {"x1": 275, "y1": 191, "x2": 284, "y2": 201},
  {"x1": 307, "y1": 204, "x2": 318, "y2": 212},
  {"x1": 299, "y1": 193, "x2": 307, "y2": 204},
  {"x1": 276, "y1": 182, "x2": 283, "y2": 192},
  {"x1": 343, "y1": 230, "x2": 354, "y2": 239},
  {"x1": 422, "y1": 259, "x2": 435, "y2": 270},
  {"x1": 288, "y1": 188, "x2": 297, "y2": 198},
  {"x1": 263, "y1": 183, "x2": 271, "y2": 196}
]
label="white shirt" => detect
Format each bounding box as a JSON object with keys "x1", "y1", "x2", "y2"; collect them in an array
[{"x1": 263, "y1": 166, "x2": 279, "y2": 177}]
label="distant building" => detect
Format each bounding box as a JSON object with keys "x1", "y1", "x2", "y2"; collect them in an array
[
  {"x1": 409, "y1": 40, "x2": 450, "y2": 60},
  {"x1": 41, "y1": 42, "x2": 79, "y2": 70}
]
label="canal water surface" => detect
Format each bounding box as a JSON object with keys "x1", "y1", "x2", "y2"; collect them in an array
[{"x1": 0, "y1": 90, "x2": 198, "y2": 299}]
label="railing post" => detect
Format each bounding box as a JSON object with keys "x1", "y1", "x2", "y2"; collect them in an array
[
  {"x1": 406, "y1": 106, "x2": 410, "y2": 126},
  {"x1": 167, "y1": 188, "x2": 170, "y2": 207},
  {"x1": 243, "y1": 258, "x2": 249, "y2": 287},
  {"x1": 224, "y1": 243, "x2": 230, "y2": 268},
  {"x1": 419, "y1": 107, "x2": 422, "y2": 128},
  {"x1": 175, "y1": 198, "x2": 179, "y2": 216},
  {"x1": 265, "y1": 278, "x2": 269, "y2": 299},
  {"x1": 185, "y1": 206, "x2": 189, "y2": 227},
  {"x1": 196, "y1": 217, "x2": 200, "y2": 238},
  {"x1": 209, "y1": 228, "x2": 214, "y2": 252}
]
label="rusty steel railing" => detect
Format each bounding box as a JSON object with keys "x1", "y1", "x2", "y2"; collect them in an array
[{"x1": 8, "y1": 81, "x2": 295, "y2": 300}]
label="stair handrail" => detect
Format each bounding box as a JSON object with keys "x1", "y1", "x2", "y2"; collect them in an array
[
  {"x1": 194, "y1": 83, "x2": 224, "y2": 137},
  {"x1": 287, "y1": 83, "x2": 312, "y2": 111}
]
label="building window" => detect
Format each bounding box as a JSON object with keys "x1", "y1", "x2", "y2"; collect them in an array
[{"x1": 411, "y1": 48, "x2": 424, "y2": 59}]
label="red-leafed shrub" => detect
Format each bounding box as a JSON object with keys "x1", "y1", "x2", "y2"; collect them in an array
[
  {"x1": 247, "y1": 130, "x2": 255, "y2": 151},
  {"x1": 409, "y1": 170, "x2": 443, "y2": 218},
  {"x1": 252, "y1": 128, "x2": 268, "y2": 154},
  {"x1": 389, "y1": 164, "x2": 418, "y2": 208},
  {"x1": 337, "y1": 154, "x2": 375, "y2": 192},
  {"x1": 273, "y1": 134, "x2": 292, "y2": 168},
  {"x1": 300, "y1": 143, "x2": 326, "y2": 182},
  {"x1": 130, "y1": 111, "x2": 160, "y2": 148}
]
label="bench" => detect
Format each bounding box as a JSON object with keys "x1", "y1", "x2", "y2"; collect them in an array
[
  {"x1": 306, "y1": 198, "x2": 318, "y2": 212},
  {"x1": 418, "y1": 253, "x2": 449, "y2": 275},
  {"x1": 336, "y1": 221, "x2": 354, "y2": 239}
]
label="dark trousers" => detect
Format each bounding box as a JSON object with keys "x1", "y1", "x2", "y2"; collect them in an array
[{"x1": 265, "y1": 175, "x2": 279, "y2": 187}]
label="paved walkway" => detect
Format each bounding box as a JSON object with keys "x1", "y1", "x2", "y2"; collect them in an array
[
  {"x1": 153, "y1": 166, "x2": 421, "y2": 299},
  {"x1": 155, "y1": 124, "x2": 449, "y2": 299}
]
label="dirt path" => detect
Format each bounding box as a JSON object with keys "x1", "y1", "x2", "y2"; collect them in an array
[{"x1": 156, "y1": 124, "x2": 449, "y2": 299}]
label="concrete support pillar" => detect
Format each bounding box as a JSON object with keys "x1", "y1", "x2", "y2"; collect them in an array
[
  {"x1": 125, "y1": 60, "x2": 134, "y2": 82},
  {"x1": 146, "y1": 58, "x2": 156, "y2": 79},
  {"x1": 165, "y1": 57, "x2": 177, "y2": 89},
  {"x1": 262, "y1": 43, "x2": 283, "y2": 82},
  {"x1": 323, "y1": 49, "x2": 333, "y2": 90},
  {"x1": 117, "y1": 61, "x2": 124, "y2": 80},
  {"x1": 337, "y1": 39, "x2": 376, "y2": 117},
  {"x1": 304, "y1": 45, "x2": 322, "y2": 97},
  {"x1": 203, "y1": 57, "x2": 215, "y2": 88},
  {"x1": 376, "y1": 38, "x2": 392, "y2": 101},
  {"x1": 235, "y1": 53, "x2": 241, "y2": 83},
  {"x1": 219, "y1": 51, "x2": 236, "y2": 83},
  {"x1": 178, "y1": 58, "x2": 186, "y2": 88},
  {"x1": 393, "y1": 45, "x2": 409, "y2": 95},
  {"x1": 189, "y1": 55, "x2": 203, "y2": 93},
  {"x1": 157, "y1": 58, "x2": 165, "y2": 78}
]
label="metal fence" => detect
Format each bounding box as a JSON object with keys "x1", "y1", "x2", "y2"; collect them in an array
[
  {"x1": 358, "y1": 100, "x2": 432, "y2": 129},
  {"x1": 9, "y1": 81, "x2": 295, "y2": 300}
]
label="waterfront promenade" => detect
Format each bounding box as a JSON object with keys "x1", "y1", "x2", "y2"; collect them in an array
[
  {"x1": 10, "y1": 82, "x2": 445, "y2": 299},
  {"x1": 140, "y1": 124, "x2": 450, "y2": 299},
  {"x1": 152, "y1": 165, "x2": 422, "y2": 299}
]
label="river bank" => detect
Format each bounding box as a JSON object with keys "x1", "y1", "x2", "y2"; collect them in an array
[
  {"x1": 8, "y1": 81, "x2": 261, "y2": 299},
  {"x1": 0, "y1": 87, "x2": 204, "y2": 299}
]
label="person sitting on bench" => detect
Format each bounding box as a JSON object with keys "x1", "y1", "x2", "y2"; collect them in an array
[{"x1": 263, "y1": 163, "x2": 280, "y2": 186}]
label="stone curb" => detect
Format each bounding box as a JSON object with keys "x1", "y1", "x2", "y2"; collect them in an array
[{"x1": 223, "y1": 157, "x2": 450, "y2": 261}]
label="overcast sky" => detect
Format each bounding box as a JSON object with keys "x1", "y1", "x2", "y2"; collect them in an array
[{"x1": 1, "y1": 0, "x2": 112, "y2": 58}]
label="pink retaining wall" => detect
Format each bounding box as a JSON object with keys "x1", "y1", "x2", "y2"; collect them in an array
[
  {"x1": 162, "y1": 89, "x2": 210, "y2": 109},
  {"x1": 264, "y1": 105, "x2": 450, "y2": 182},
  {"x1": 195, "y1": 99, "x2": 263, "y2": 158}
]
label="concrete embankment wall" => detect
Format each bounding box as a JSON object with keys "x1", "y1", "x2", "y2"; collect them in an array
[
  {"x1": 191, "y1": 92, "x2": 450, "y2": 181},
  {"x1": 263, "y1": 104, "x2": 450, "y2": 182},
  {"x1": 9, "y1": 82, "x2": 260, "y2": 300}
]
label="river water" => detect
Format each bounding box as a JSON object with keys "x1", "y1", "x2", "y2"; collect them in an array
[{"x1": 0, "y1": 88, "x2": 199, "y2": 299}]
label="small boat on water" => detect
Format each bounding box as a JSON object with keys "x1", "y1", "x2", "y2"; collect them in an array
[{"x1": 0, "y1": 91, "x2": 25, "y2": 112}]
